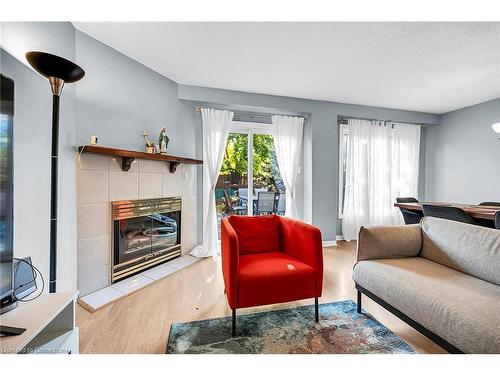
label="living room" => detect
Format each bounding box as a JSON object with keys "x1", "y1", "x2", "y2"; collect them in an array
[{"x1": 1, "y1": 1, "x2": 499, "y2": 372}]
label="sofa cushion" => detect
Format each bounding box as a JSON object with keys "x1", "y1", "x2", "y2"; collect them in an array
[
  {"x1": 238, "y1": 252, "x2": 316, "y2": 308},
  {"x1": 420, "y1": 216, "x2": 500, "y2": 285},
  {"x1": 228, "y1": 215, "x2": 281, "y2": 254},
  {"x1": 353, "y1": 257, "x2": 500, "y2": 353},
  {"x1": 357, "y1": 224, "x2": 422, "y2": 261}
]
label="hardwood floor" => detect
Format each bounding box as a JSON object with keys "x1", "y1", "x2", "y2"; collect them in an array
[{"x1": 76, "y1": 241, "x2": 446, "y2": 354}]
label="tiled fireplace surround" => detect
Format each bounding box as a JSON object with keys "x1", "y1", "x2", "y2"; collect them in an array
[{"x1": 77, "y1": 153, "x2": 198, "y2": 296}]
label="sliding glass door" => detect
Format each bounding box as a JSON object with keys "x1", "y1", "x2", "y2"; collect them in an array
[
  {"x1": 216, "y1": 122, "x2": 284, "y2": 234},
  {"x1": 251, "y1": 133, "x2": 285, "y2": 215}
]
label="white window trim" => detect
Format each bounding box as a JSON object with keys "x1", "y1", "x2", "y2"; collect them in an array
[
  {"x1": 338, "y1": 124, "x2": 349, "y2": 219},
  {"x1": 230, "y1": 120, "x2": 274, "y2": 135}
]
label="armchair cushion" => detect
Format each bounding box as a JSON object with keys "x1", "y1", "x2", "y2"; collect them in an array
[
  {"x1": 238, "y1": 252, "x2": 316, "y2": 308},
  {"x1": 228, "y1": 215, "x2": 281, "y2": 254}
]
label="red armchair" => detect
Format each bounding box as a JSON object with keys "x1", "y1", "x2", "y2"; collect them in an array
[{"x1": 221, "y1": 215, "x2": 323, "y2": 335}]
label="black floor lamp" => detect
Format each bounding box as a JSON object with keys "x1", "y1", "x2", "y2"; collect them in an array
[{"x1": 26, "y1": 51, "x2": 85, "y2": 293}]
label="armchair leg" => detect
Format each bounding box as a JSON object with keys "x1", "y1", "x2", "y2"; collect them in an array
[
  {"x1": 357, "y1": 290, "x2": 362, "y2": 314},
  {"x1": 314, "y1": 297, "x2": 319, "y2": 322},
  {"x1": 232, "y1": 309, "x2": 236, "y2": 336}
]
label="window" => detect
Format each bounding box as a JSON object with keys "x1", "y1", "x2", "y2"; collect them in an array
[
  {"x1": 338, "y1": 123, "x2": 349, "y2": 219},
  {"x1": 339, "y1": 118, "x2": 421, "y2": 240}
]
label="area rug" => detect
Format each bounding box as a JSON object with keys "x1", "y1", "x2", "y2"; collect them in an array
[{"x1": 166, "y1": 300, "x2": 416, "y2": 354}]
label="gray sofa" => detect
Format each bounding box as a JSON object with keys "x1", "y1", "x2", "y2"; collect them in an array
[{"x1": 353, "y1": 216, "x2": 500, "y2": 354}]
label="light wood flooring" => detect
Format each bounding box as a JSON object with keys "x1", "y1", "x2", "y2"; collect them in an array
[{"x1": 76, "y1": 241, "x2": 446, "y2": 354}]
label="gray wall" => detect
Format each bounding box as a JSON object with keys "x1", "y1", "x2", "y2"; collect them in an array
[
  {"x1": 75, "y1": 31, "x2": 199, "y2": 159},
  {"x1": 1, "y1": 22, "x2": 78, "y2": 292},
  {"x1": 425, "y1": 98, "x2": 500, "y2": 203},
  {"x1": 178, "y1": 84, "x2": 440, "y2": 240}
]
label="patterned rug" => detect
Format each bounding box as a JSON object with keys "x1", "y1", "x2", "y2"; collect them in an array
[{"x1": 167, "y1": 300, "x2": 416, "y2": 354}]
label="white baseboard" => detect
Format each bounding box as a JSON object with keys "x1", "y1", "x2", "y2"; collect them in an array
[
  {"x1": 322, "y1": 240, "x2": 337, "y2": 247},
  {"x1": 336, "y1": 235, "x2": 345, "y2": 241}
]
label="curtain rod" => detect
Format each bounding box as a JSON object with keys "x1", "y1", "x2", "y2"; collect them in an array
[
  {"x1": 338, "y1": 117, "x2": 422, "y2": 126},
  {"x1": 338, "y1": 117, "x2": 393, "y2": 124},
  {"x1": 195, "y1": 106, "x2": 307, "y2": 120}
]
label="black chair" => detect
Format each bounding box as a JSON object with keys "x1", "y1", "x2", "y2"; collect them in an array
[
  {"x1": 495, "y1": 211, "x2": 500, "y2": 230},
  {"x1": 276, "y1": 193, "x2": 286, "y2": 215},
  {"x1": 422, "y1": 204, "x2": 475, "y2": 224},
  {"x1": 256, "y1": 192, "x2": 277, "y2": 215},
  {"x1": 478, "y1": 202, "x2": 500, "y2": 207},
  {"x1": 223, "y1": 190, "x2": 246, "y2": 215},
  {"x1": 396, "y1": 197, "x2": 423, "y2": 225}
]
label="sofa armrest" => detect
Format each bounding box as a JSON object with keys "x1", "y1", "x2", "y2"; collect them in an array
[
  {"x1": 221, "y1": 218, "x2": 239, "y2": 309},
  {"x1": 357, "y1": 224, "x2": 422, "y2": 262},
  {"x1": 279, "y1": 216, "x2": 323, "y2": 295}
]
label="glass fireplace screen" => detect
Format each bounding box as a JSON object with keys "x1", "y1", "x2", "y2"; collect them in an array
[{"x1": 112, "y1": 197, "x2": 181, "y2": 282}]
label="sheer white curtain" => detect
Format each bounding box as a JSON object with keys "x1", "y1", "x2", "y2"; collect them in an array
[
  {"x1": 272, "y1": 115, "x2": 304, "y2": 219},
  {"x1": 191, "y1": 108, "x2": 233, "y2": 258},
  {"x1": 342, "y1": 119, "x2": 420, "y2": 241}
]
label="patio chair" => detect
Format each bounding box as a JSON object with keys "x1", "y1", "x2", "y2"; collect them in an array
[
  {"x1": 256, "y1": 192, "x2": 277, "y2": 215},
  {"x1": 276, "y1": 193, "x2": 286, "y2": 215},
  {"x1": 254, "y1": 188, "x2": 268, "y2": 195},
  {"x1": 238, "y1": 188, "x2": 248, "y2": 207},
  {"x1": 224, "y1": 190, "x2": 246, "y2": 215}
]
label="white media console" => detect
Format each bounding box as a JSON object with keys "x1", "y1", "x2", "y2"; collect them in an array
[{"x1": 0, "y1": 292, "x2": 79, "y2": 354}]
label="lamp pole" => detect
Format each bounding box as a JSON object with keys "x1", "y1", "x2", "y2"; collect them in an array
[{"x1": 26, "y1": 52, "x2": 85, "y2": 293}]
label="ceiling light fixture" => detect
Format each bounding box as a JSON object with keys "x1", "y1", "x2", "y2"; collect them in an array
[{"x1": 492, "y1": 123, "x2": 500, "y2": 134}]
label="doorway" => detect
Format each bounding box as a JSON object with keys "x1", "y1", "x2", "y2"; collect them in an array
[{"x1": 216, "y1": 122, "x2": 285, "y2": 235}]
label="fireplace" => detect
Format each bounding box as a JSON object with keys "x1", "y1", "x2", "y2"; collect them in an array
[{"x1": 111, "y1": 197, "x2": 181, "y2": 282}]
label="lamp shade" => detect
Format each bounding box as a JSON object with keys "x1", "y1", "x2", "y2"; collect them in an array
[
  {"x1": 492, "y1": 123, "x2": 500, "y2": 134},
  {"x1": 26, "y1": 51, "x2": 85, "y2": 83}
]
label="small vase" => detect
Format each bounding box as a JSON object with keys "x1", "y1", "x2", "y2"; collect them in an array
[{"x1": 146, "y1": 146, "x2": 154, "y2": 154}]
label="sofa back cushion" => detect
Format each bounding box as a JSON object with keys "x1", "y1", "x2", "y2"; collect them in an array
[
  {"x1": 228, "y1": 215, "x2": 281, "y2": 255},
  {"x1": 420, "y1": 216, "x2": 500, "y2": 285}
]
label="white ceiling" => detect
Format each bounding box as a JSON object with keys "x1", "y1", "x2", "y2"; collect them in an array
[{"x1": 73, "y1": 22, "x2": 500, "y2": 114}]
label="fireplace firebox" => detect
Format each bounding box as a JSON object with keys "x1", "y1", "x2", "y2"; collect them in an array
[{"x1": 111, "y1": 197, "x2": 181, "y2": 282}]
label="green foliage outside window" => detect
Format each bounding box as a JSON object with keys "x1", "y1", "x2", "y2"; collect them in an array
[{"x1": 220, "y1": 133, "x2": 284, "y2": 192}]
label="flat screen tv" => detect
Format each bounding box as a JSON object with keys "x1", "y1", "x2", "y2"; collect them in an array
[{"x1": 0, "y1": 74, "x2": 15, "y2": 314}]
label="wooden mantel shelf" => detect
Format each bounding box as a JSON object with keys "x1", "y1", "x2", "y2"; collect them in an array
[{"x1": 78, "y1": 145, "x2": 202, "y2": 173}]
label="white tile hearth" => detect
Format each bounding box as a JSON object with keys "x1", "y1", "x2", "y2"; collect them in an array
[
  {"x1": 78, "y1": 255, "x2": 201, "y2": 312},
  {"x1": 78, "y1": 286, "x2": 124, "y2": 311},
  {"x1": 111, "y1": 274, "x2": 152, "y2": 294},
  {"x1": 140, "y1": 263, "x2": 177, "y2": 280},
  {"x1": 167, "y1": 255, "x2": 199, "y2": 269}
]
